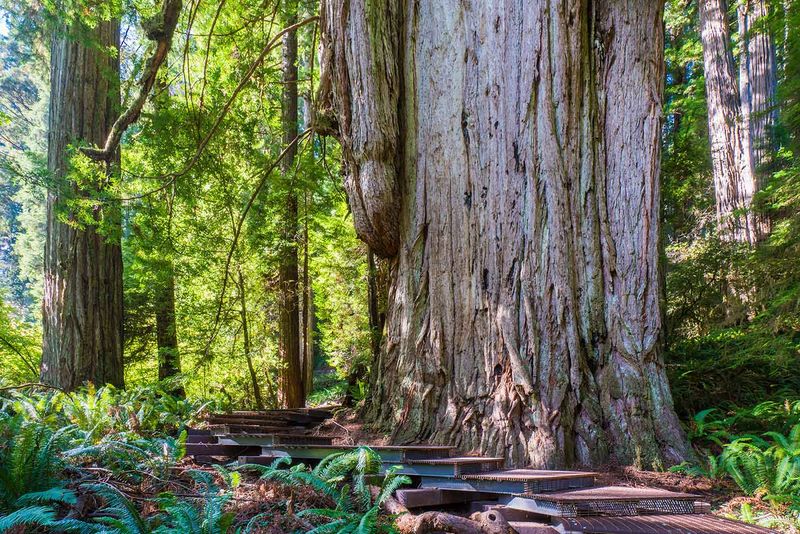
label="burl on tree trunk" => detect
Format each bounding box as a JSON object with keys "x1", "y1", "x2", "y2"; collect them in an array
[{"x1": 319, "y1": 0, "x2": 690, "y2": 468}]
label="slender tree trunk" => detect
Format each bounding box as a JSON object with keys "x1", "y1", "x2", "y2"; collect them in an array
[
  {"x1": 738, "y1": 0, "x2": 777, "y2": 188},
  {"x1": 321, "y1": 0, "x2": 689, "y2": 468},
  {"x1": 153, "y1": 73, "x2": 182, "y2": 395},
  {"x1": 238, "y1": 268, "x2": 264, "y2": 410},
  {"x1": 278, "y1": 2, "x2": 304, "y2": 408},
  {"x1": 155, "y1": 260, "x2": 182, "y2": 385},
  {"x1": 41, "y1": 17, "x2": 124, "y2": 391},
  {"x1": 301, "y1": 200, "x2": 314, "y2": 398},
  {"x1": 699, "y1": 0, "x2": 761, "y2": 243}
]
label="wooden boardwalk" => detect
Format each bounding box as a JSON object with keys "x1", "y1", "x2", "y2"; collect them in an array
[{"x1": 185, "y1": 410, "x2": 776, "y2": 534}]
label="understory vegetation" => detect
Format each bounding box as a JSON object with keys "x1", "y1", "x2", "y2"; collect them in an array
[{"x1": 0, "y1": 385, "x2": 405, "y2": 533}]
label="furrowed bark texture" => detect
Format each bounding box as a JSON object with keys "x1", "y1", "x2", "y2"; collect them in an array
[
  {"x1": 738, "y1": 0, "x2": 777, "y2": 186},
  {"x1": 323, "y1": 0, "x2": 689, "y2": 468},
  {"x1": 699, "y1": 0, "x2": 760, "y2": 243},
  {"x1": 278, "y1": 5, "x2": 304, "y2": 409},
  {"x1": 41, "y1": 20, "x2": 124, "y2": 391}
]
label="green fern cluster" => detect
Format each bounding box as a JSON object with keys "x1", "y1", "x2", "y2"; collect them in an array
[
  {"x1": 0, "y1": 417, "x2": 73, "y2": 512},
  {"x1": 674, "y1": 406, "x2": 800, "y2": 504},
  {"x1": 242, "y1": 447, "x2": 410, "y2": 533}
]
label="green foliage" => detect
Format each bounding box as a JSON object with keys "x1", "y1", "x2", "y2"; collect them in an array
[
  {"x1": 674, "y1": 403, "x2": 800, "y2": 511},
  {"x1": 243, "y1": 447, "x2": 410, "y2": 533},
  {"x1": 0, "y1": 417, "x2": 72, "y2": 512}
]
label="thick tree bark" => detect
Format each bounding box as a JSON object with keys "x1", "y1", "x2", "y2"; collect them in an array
[
  {"x1": 738, "y1": 0, "x2": 777, "y2": 184},
  {"x1": 322, "y1": 0, "x2": 689, "y2": 468},
  {"x1": 278, "y1": 3, "x2": 304, "y2": 409},
  {"x1": 41, "y1": 18, "x2": 124, "y2": 391},
  {"x1": 699, "y1": 0, "x2": 761, "y2": 243}
]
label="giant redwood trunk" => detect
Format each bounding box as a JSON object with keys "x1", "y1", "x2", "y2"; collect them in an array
[
  {"x1": 320, "y1": 0, "x2": 689, "y2": 468},
  {"x1": 41, "y1": 18, "x2": 124, "y2": 390},
  {"x1": 699, "y1": 0, "x2": 761, "y2": 243}
]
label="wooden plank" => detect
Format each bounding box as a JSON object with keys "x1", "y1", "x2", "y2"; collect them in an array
[
  {"x1": 420, "y1": 472, "x2": 595, "y2": 496},
  {"x1": 186, "y1": 434, "x2": 218, "y2": 444},
  {"x1": 462, "y1": 469, "x2": 598, "y2": 482},
  {"x1": 218, "y1": 433, "x2": 335, "y2": 446},
  {"x1": 395, "y1": 489, "x2": 496, "y2": 508},
  {"x1": 247, "y1": 443, "x2": 454, "y2": 463},
  {"x1": 185, "y1": 443, "x2": 261, "y2": 456},
  {"x1": 207, "y1": 424, "x2": 308, "y2": 435},
  {"x1": 237, "y1": 455, "x2": 285, "y2": 466}
]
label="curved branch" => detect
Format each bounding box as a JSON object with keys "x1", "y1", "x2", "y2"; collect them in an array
[
  {"x1": 81, "y1": 0, "x2": 184, "y2": 162},
  {"x1": 0, "y1": 333, "x2": 39, "y2": 376}
]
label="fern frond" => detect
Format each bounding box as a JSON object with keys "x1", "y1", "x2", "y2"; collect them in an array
[
  {"x1": 0, "y1": 505, "x2": 58, "y2": 531},
  {"x1": 83, "y1": 482, "x2": 152, "y2": 534},
  {"x1": 15, "y1": 487, "x2": 78, "y2": 507}
]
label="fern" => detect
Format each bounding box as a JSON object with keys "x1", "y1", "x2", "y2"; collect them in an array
[
  {"x1": 0, "y1": 505, "x2": 59, "y2": 531},
  {"x1": 83, "y1": 482, "x2": 154, "y2": 534},
  {"x1": 152, "y1": 468, "x2": 236, "y2": 534},
  {"x1": 0, "y1": 418, "x2": 72, "y2": 512},
  {"x1": 255, "y1": 448, "x2": 409, "y2": 534}
]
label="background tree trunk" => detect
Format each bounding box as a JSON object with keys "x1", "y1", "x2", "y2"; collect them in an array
[
  {"x1": 738, "y1": 0, "x2": 777, "y2": 240},
  {"x1": 238, "y1": 268, "x2": 264, "y2": 410},
  {"x1": 699, "y1": 0, "x2": 761, "y2": 243},
  {"x1": 278, "y1": 2, "x2": 304, "y2": 408},
  {"x1": 41, "y1": 18, "x2": 124, "y2": 391},
  {"x1": 301, "y1": 185, "x2": 314, "y2": 398},
  {"x1": 322, "y1": 0, "x2": 689, "y2": 468},
  {"x1": 153, "y1": 72, "x2": 182, "y2": 393},
  {"x1": 155, "y1": 260, "x2": 181, "y2": 385},
  {"x1": 739, "y1": 0, "x2": 778, "y2": 172}
]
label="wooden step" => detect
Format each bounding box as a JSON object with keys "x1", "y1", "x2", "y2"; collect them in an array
[
  {"x1": 229, "y1": 408, "x2": 333, "y2": 419},
  {"x1": 421, "y1": 469, "x2": 596, "y2": 495},
  {"x1": 208, "y1": 412, "x2": 326, "y2": 426},
  {"x1": 396, "y1": 456, "x2": 505, "y2": 476},
  {"x1": 395, "y1": 489, "x2": 496, "y2": 508},
  {"x1": 184, "y1": 443, "x2": 261, "y2": 457},
  {"x1": 257, "y1": 444, "x2": 456, "y2": 463},
  {"x1": 207, "y1": 423, "x2": 307, "y2": 435},
  {"x1": 186, "y1": 433, "x2": 218, "y2": 444},
  {"x1": 505, "y1": 486, "x2": 699, "y2": 517},
  {"x1": 218, "y1": 433, "x2": 336, "y2": 446},
  {"x1": 553, "y1": 514, "x2": 778, "y2": 534}
]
